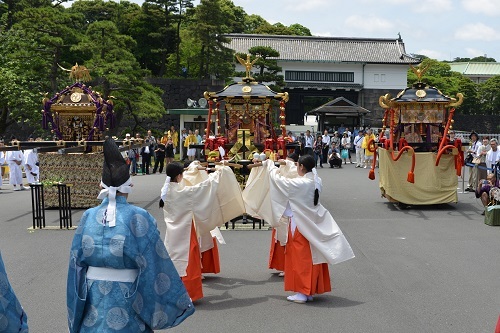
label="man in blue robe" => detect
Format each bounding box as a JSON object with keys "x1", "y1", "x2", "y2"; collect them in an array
[
  {"x1": 67, "y1": 138, "x2": 194, "y2": 333},
  {"x1": 0, "y1": 251, "x2": 28, "y2": 332}
]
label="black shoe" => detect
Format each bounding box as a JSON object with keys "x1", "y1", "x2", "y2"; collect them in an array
[{"x1": 320, "y1": 164, "x2": 323, "y2": 168}]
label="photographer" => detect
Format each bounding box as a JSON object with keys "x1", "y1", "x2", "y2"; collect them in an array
[{"x1": 476, "y1": 173, "x2": 499, "y2": 215}]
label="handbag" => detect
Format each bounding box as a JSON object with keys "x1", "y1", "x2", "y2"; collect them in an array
[
  {"x1": 341, "y1": 149, "x2": 349, "y2": 159},
  {"x1": 472, "y1": 157, "x2": 481, "y2": 164},
  {"x1": 465, "y1": 153, "x2": 473, "y2": 165}
]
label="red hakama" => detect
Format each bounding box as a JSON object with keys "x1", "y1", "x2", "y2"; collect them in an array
[
  {"x1": 269, "y1": 228, "x2": 285, "y2": 271},
  {"x1": 181, "y1": 222, "x2": 203, "y2": 301},
  {"x1": 284, "y1": 226, "x2": 331, "y2": 295},
  {"x1": 201, "y1": 238, "x2": 221, "y2": 274}
]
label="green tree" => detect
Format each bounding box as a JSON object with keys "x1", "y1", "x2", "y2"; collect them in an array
[
  {"x1": 243, "y1": 14, "x2": 267, "y2": 33},
  {"x1": 252, "y1": 22, "x2": 310, "y2": 36},
  {"x1": 143, "y1": 1, "x2": 178, "y2": 77},
  {"x1": 219, "y1": 0, "x2": 246, "y2": 33},
  {"x1": 72, "y1": 20, "x2": 166, "y2": 131},
  {"x1": 189, "y1": 0, "x2": 233, "y2": 79},
  {"x1": 452, "y1": 74, "x2": 478, "y2": 115},
  {"x1": 288, "y1": 23, "x2": 311, "y2": 36},
  {"x1": 254, "y1": 22, "x2": 291, "y2": 35},
  {"x1": 127, "y1": 5, "x2": 164, "y2": 74},
  {"x1": 172, "y1": 0, "x2": 194, "y2": 76},
  {"x1": 130, "y1": 0, "x2": 193, "y2": 77},
  {"x1": 67, "y1": 0, "x2": 122, "y2": 25},
  {"x1": 470, "y1": 56, "x2": 496, "y2": 62},
  {"x1": 0, "y1": 29, "x2": 46, "y2": 136},
  {"x1": 13, "y1": 5, "x2": 82, "y2": 92},
  {"x1": 452, "y1": 56, "x2": 496, "y2": 62},
  {"x1": 478, "y1": 76, "x2": 500, "y2": 115},
  {"x1": 407, "y1": 58, "x2": 478, "y2": 115},
  {"x1": 236, "y1": 46, "x2": 284, "y2": 91},
  {"x1": 451, "y1": 57, "x2": 471, "y2": 62},
  {"x1": 166, "y1": 28, "x2": 200, "y2": 78}
]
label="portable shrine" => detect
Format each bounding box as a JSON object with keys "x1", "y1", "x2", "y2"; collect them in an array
[
  {"x1": 369, "y1": 64, "x2": 464, "y2": 205},
  {"x1": 203, "y1": 55, "x2": 289, "y2": 162}
]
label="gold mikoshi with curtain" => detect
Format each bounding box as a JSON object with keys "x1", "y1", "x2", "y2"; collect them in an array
[{"x1": 369, "y1": 64, "x2": 464, "y2": 205}]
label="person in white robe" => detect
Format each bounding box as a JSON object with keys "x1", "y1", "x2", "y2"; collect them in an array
[
  {"x1": 243, "y1": 153, "x2": 300, "y2": 277},
  {"x1": 243, "y1": 155, "x2": 354, "y2": 303},
  {"x1": 182, "y1": 161, "x2": 226, "y2": 275},
  {"x1": 23, "y1": 149, "x2": 39, "y2": 186},
  {"x1": 160, "y1": 161, "x2": 245, "y2": 300},
  {"x1": 6, "y1": 150, "x2": 25, "y2": 191}
]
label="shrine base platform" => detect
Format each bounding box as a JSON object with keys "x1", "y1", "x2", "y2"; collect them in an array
[{"x1": 378, "y1": 149, "x2": 458, "y2": 205}]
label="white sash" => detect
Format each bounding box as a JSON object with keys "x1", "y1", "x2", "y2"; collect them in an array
[{"x1": 87, "y1": 266, "x2": 138, "y2": 283}]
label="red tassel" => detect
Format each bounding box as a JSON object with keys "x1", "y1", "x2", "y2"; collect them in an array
[
  {"x1": 407, "y1": 171, "x2": 415, "y2": 183},
  {"x1": 368, "y1": 169, "x2": 375, "y2": 180}
]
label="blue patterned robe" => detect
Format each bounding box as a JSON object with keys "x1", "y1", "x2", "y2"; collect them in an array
[
  {"x1": 0, "y1": 251, "x2": 28, "y2": 333},
  {"x1": 67, "y1": 196, "x2": 194, "y2": 333}
]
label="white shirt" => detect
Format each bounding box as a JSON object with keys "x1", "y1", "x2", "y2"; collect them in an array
[
  {"x1": 305, "y1": 135, "x2": 314, "y2": 148},
  {"x1": 470, "y1": 140, "x2": 482, "y2": 158},
  {"x1": 486, "y1": 148, "x2": 500, "y2": 170},
  {"x1": 341, "y1": 137, "x2": 351, "y2": 148},
  {"x1": 354, "y1": 135, "x2": 364, "y2": 149},
  {"x1": 7, "y1": 151, "x2": 23, "y2": 165},
  {"x1": 322, "y1": 134, "x2": 331, "y2": 146}
]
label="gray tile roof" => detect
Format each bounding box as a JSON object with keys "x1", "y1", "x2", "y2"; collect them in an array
[{"x1": 224, "y1": 34, "x2": 420, "y2": 64}]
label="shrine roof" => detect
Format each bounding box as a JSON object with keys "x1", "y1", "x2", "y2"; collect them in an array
[
  {"x1": 392, "y1": 82, "x2": 453, "y2": 103},
  {"x1": 205, "y1": 80, "x2": 288, "y2": 101}
]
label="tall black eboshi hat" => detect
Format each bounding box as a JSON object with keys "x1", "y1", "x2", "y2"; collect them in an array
[{"x1": 102, "y1": 137, "x2": 130, "y2": 187}]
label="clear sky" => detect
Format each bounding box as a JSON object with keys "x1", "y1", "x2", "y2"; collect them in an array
[{"x1": 71, "y1": 0, "x2": 500, "y2": 62}]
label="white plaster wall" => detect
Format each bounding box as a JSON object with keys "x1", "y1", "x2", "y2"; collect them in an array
[
  {"x1": 363, "y1": 64, "x2": 408, "y2": 89},
  {"x1": 235, "y1": 62, "x2": 409, "y2": 89}
]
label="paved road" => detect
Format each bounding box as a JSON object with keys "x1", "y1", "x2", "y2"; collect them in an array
[{"x1": 0, "y1": 162, "x2": 498, "y2": 333}]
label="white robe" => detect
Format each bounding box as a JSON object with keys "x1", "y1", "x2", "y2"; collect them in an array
[
  {"x1": 23, "y1": 149, "x2": 39, "y2": 184},
  {"x1": 162, "y1": 164, "x2": 245, "y2": 276},
  {"x1": 7, "y1": 151, "x2": 24, "y2": 186},
  {"x1": 182, "y1": 161, "x2": 226, "y2": 252},
  {"x1": 485, "y1": 148, "x2": 500, "y2": 171},
  {"x1": 244, "y1": 159, "x2": 355, "y2": 265},
  {"x1": 243, "y1": 160, "x2": 298, "y2": 244}
]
